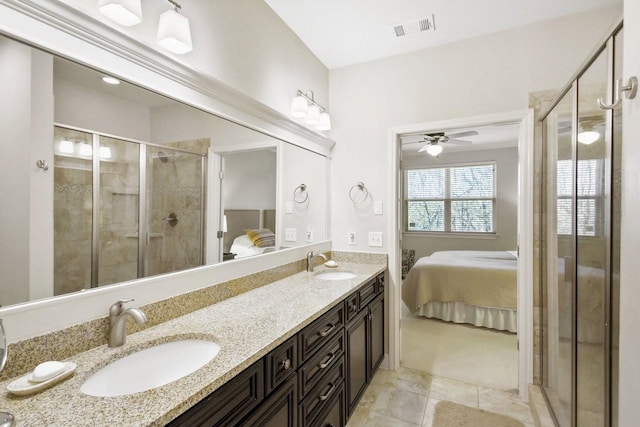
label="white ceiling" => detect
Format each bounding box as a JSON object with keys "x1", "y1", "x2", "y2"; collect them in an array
[{"x1": 264, "y1": 0, "x2": 621, "y2": 69}]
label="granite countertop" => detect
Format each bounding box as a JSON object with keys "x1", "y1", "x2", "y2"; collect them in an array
[{"x1": 0, "y1": 261, "x2": 386, "y2": 426}]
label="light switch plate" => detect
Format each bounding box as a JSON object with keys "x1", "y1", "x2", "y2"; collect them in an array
[
  {"x1": 285, "y1": 228, "x2": 297, "y2": 242},
  {"x1": 285, "y1": 201, "x2": 293, "y2": 214},
  {"x1": 348, "y1": 231, "x2": 356, "y2": 245},
  {"x1": 368, "y1": 231, "x2": 383, "y2": 247},
  {"x1": 374, "y1": 200, "x2": 383, "y2": 215}
]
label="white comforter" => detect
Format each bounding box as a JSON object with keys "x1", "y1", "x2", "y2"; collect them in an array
[{"x1": 402, "y1": 251, "x2": 518, "y2": 312}]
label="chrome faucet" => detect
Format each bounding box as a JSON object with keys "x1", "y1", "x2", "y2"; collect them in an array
[
  {"x1": 307, "y1": 251, "x2": 327, "y2": 272},
  {"x1": 108, "y1": 299, "x2": 147, "y2": 348}
]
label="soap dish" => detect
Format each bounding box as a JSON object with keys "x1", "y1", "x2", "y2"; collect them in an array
[
  {"x1": 7, "y1": 362, "x2": 77, "y2": 396},
  {"x1": 324, "y1": 260, "x2": 338, "y2": 268}
]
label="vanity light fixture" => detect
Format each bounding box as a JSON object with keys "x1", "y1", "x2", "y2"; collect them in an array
[
  {"x1": 97, "y1": 0, "x2": 143, "y2": 27},
  {"x1": 99, "y1": 146, "x2": 113, "y2": 159},
  {"x1": 425, "y1": 144, "x2": 443, "y2": 157},
  {"x1": 102, "y1": 76, "x2": 121, "y2": 85},
  {"x1": 78, "y1": 143, "x2": 93, "y2": 157},
  {"x1": 157, "y1": 0, "x2": 193, "y2": 54},
  {"x1": 290, "y1": 90, "x2": 331, "y2": 131}
]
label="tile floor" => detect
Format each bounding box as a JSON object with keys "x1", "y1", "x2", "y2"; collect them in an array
[{"x1": 346, "y1": 367, "x2": 535, "y2": 427}]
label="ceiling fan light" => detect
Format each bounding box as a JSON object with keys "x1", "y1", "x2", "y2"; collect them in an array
[
  {"x1": 316, "y1": 112, "x2": 331, "y2": 131},
  {"x1": 577, "y1": 130, "x2": 599, "y2": 145},
  {"x1": 304, "y1": 105, "x2": 320, "y2": 125},
  {"x1": 97, "y1": 0, "x2": 142, "y2": 27},
  {"x1": 157, "y1": 9, "x2": 193, "y2": 54},
  {"x1": 290, "y1": 95, "x2": 308, "y2": 118},
  {"x1": 425, "y1": 144, "x2": 443, "y2": 156}
]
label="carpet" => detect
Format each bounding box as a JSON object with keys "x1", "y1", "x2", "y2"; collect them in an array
[{"x1": 432, "y1": 401, "x2": 525, "y2": 427}]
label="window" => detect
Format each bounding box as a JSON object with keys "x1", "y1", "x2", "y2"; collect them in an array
[
  {"x1": 405, "y1": 163, "x2": 496, "y2": 234},
  {"x1": 556, "y1": 159, "x2": 604, "y2": 236}
]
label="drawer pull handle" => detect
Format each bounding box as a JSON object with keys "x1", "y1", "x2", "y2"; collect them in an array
[
  {"x1": 279, "y1": 358, "x2": 291, "y2": 371},
  {"x1": 349, "y1": 303, "x2": 357, "y2": 313},
  {"x1": 318, "y1": 382, "x2": 336, "y2": 401},
  {"x1": 318, "y1": 323, "x2": 335, "y2": 337},
  {"x1": 318, "y1": 352, "x2": 336, "y2": 369}
]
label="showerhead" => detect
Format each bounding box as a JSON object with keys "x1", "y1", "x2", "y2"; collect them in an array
[{"x1": 154, "y1": 151, "x2": 170, "y2": 163}]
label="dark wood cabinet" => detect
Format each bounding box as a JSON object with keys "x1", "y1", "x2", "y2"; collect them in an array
[
  {"x1": 168, "y1": 271, "x2": 385, "y2": 427},
  {"x1": 241, "y1": 375, "x2": 297, "y2": 427},
  {"x1": 345, "y1": 275, "x2": 385, "y2": 418}
]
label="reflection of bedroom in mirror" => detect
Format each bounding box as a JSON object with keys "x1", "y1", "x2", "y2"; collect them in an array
[{"x1": 399, "y1": 121, "x2": 521, "y2": 392}]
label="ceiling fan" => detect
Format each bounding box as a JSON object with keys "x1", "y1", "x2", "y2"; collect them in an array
[{"x1": 404, "y1": 130, "x2": 478, "y2": 156}]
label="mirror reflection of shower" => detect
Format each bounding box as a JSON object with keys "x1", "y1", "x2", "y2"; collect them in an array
[{"x1": 53, "y1": 125, "x2": 208, "y2": 296}]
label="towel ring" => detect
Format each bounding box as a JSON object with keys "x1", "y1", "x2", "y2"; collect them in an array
[
  {"x1": 293, "y1": 184, "x2": 309, "y2": 204},
  {"x1": 349, "y1": 182, "x2": 369, "y2": 204}
]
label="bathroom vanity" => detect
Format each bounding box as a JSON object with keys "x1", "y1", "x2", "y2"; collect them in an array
[{"x1": 0, "y1": 260, "x2": 386, "y2": 426}]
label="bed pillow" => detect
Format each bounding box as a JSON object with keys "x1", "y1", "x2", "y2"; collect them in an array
[{"x1": 246, "y1": 229, "x2": 276, "y2": 248}]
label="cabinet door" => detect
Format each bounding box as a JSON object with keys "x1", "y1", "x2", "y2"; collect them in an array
[
  {"x1": 369, "y1": 295, "x2": 384, "y2": 376},
  {"x1": 315, "y1": 383, "x2": 345, "y2": 427},
  {"x1": 346, "y1": 309, "x2": 368, "y2": 416},
  {"x1": 241, "y1": 375, "x2": 297, "y2": 427}
]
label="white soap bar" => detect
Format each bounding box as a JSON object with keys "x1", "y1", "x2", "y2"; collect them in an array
[
  {"x1": 324, "y1": 260, "x2": 338, "y2": 268},
  {"x1": 30, "y1": 361, "x2": 66, "y2": 383}
]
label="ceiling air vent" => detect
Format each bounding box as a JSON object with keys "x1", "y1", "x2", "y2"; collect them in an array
[{"x1": 390, "y1": 14, "x2": 436, "y2": 38}]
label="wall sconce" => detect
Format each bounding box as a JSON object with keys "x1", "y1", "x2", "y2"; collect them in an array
[
  {"x1": 290, "y1": 90, "x2": 331, "y2": 131},
  {"x1": 97, "y1": 0, "x2": 142, "y2": 27},
  {"x1": 97, "y1": 0, "x2": 193, "y2": 55}
]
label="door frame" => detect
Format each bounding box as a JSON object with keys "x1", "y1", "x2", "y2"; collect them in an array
[{"x1": 387, "y1": 109, "x2": 535, "y2": 400}]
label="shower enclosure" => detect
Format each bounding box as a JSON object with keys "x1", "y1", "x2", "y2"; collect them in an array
[
  {"x1": 540, "y1": 21, "x2": 623, "y2": 427},
  {"x1": 53, "y1": 125, "x2": 206, "y2": 295}
]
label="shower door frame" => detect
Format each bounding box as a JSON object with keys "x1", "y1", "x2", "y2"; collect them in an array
[
  {"x1": 539, "y1": 17, "x2": 623, "y2": 427},
  {"x1": 54, "y1": 123, "x2": 207, "y2": 288}
]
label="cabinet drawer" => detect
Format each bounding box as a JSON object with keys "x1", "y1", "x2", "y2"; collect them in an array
[
  {"x1": 298, "y1": 330, "x2": 345, "y2": 400},
  {"x1": 265, "y1": 337, "x2": 297, "y2": 395},
  {"x1": 299, "y1": 357, "x2": 345, "y2": 427},
  {"x1": 357, "y1": 278, "x2": 377, "y2": 309},
  {"x1": 376, "y1": 273, "x2": 385, "y2": 295},
  {"x1": 315, "y1": 382, "x2": 345, "y2": 427},
  {"x1": 344, "y1": 293, "x2": 359, "y2": 323},
  {"x1": 167, "y1": 360, "x2": 264, "y2": 427},
  {"x1": 299, "y1": 304, "x2": 344, "y2": 363}
]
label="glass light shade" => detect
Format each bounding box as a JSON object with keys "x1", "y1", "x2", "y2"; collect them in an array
[
  {"x1": 97, "y1": 0, "x2": 142, "y2": 27},
  {"x1": 78, "y1": 143, "x2": 93, "y2": 157},
  {"x1": 99, "y1": 146, "x2": 112, "y2": 159},
  {"x1": 304, "y1": 105, "x2": 320, "y2": 125},
  {"x1": 578, "y1": 130, "x2": 600, "y2": 145},
  {"x1": 59, "y1": 140, "x2": 75, "y2": 154},
  {"x1": 426, "y1": 144, "x2": 443, "y2": 156},
  {"x1": 290, "y1": 96, "x2": 308, "y2": 118},
  {"x1": 102, "y1": 76, "x2": 120, "y2": 85},
  {"x1": 157, "y1": 9, "x2": 193, "y2": 54},
  {"x1": 316, "y1": 112, "x2": 331, "y2": 131}
]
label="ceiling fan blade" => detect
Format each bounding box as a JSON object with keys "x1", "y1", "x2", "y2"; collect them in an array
[
  {"x1": 417, "y1": 144, "x2": 429, "y2": 153},
  {"x1": 446, "y1": 130, "x2": 478, "y2": 139},
  {"x1": 445, "y1": 139, "x2": 473, "y2": 145}
]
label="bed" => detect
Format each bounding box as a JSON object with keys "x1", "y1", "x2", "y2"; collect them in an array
[
  {"x1": 402, "y1": 250, "x2": 518, "y2": 332},
  {"x1": 224, "y1": 209, "x2": 276, "y2": 259}
]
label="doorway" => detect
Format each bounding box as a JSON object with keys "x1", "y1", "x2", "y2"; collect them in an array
[{"x1": 387, "y1": 110, "x2": 535, "y2": 400}]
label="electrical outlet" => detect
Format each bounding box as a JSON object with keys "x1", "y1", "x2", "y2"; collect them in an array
[
  {"x1": 374, "y1": 200, "x2": 383, "y2": 215},
  {"x1": 348, "y1": 231, "x2": 356, "y2": 245},
  {"x1": 368, "y1": 231, "x2": 383, "y2": 247},
  {"x1": 285, "y1": 228, "x2": 297, "y2": 242},
  {"x1": 306, "y1": 228, "x2": 313, "y2": 243}
]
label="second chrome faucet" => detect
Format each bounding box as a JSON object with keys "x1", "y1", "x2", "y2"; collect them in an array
[
  {"x1": 108, "y1": 299, "x2": 147, "y2": 348},
  {"x1": 306, "y1": 251, "x2": 327, "y2": 272}
]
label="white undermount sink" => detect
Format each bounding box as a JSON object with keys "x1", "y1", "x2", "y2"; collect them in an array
[
  {"x1": 80, "y1": 339, "x2": 220, "y2": 397},
  {"x1": 314, "y1": 271, "x2": 357, "y2": 281}
]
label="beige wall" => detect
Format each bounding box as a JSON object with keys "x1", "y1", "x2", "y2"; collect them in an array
[{"x1": 402, "y1": 147, "x2": 518, "y2": 260}]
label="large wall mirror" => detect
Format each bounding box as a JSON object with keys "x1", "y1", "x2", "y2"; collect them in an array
[{"x1": 0, "y1": 32, "x2": 329, "y2": 309}]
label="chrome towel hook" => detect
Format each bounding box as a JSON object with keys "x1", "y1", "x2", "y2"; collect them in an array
[
  {"x1": 349, "y1": 182, "x2": 369, "y2": 204},
  {"x1": 597, "y1": 76, "x2": 637, "y2": 110},
  {"x1": 36, "y1": 160, "x2": 49, "y2": 171},
  {"x1": 293, "y1": 184, "x2": 308, "y2": 204}
]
